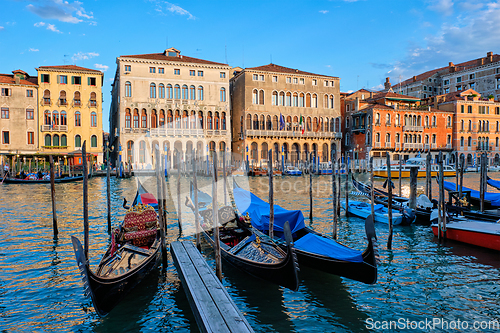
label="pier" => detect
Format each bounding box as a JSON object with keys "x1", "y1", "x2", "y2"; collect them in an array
[{"x1": 170, "y1": 241, "x2": 254, "y2": 333}]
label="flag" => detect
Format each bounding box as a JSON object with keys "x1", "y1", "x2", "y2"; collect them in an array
[
  {"x1": 300, "y1": 116, "x2": 305, "y2": 135},
  {"x1": 279, "y1": 113, "x2": 285, "y2": 131}
]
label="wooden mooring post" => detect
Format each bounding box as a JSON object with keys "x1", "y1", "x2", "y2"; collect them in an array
[
  {"x1": 336, "y1": 158, "x2": 341, "y2": 217},
  {"x1": 155, "y1": 146, "x2": 168, "y2": 266},
  {"x1": 309, "y1": 153, "x2": 313, "y2": 221},
  {"x1": 49, "y1": 155, "x2": 58, "y2": 237},
  {"x1": 223, "y1": 151, "x2": 228, "y2": 206},
  {"x1": 177, "y1": 151, "x2": 182, "y2": 238},
  {"x1": 268, "y1": 149, "x2": 275, "y2": 239},
  {"x1": 480, "y1": 152, "x2": 486, "y2": 212},
  {"x1": 438, "y1": 152, "x2": 446, "y2": 239},
  {"x1": 192, "y1": 150, "x2": 201, "y2": 250},
  {"x1": 386, "y1": 153, "x2": 393, "y2": 249},
  {"x1": 370, "y1": 156, "x2": 374, "y2": 218},
  {"x1": 106, "y1": 143, "x2": 111, "y2": 233},
  {"x1": 211, "y1": 153, "x2": 222, "y2": 281},
  {"x1": 426, "y1": 153, "x2": 432, "y2": 200},
  {"x1": 345, "y1": 153, "x2": 350, "y2": 217},
  {"x1": 332, "y1": 152, "x2": 337, "y2": 239},
  {"x1": 459, "y1": 154, "x2": 464, "y2": 198},
  {"x1": 399, "y1": 157, "x2": 402, "y2": 197},
  {"x1": 82, "y1": 142, "x2": 89, "y2": 260}
]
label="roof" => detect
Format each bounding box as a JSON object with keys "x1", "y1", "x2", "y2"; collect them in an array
[
  {"x1": 245, "y1": 63, "x2": 338, "y2": 78},
  {"x1": 0, "y1": 74, "x2": 38, "y2": 86},
  {"x1": 37, "y1": 65, "x2": 103, "y2": 73},
  {"x1": 367, "y1": 91, "x2": 420, "y2": 101},
  {"x1": 120, "y1": 52, "x2": 228, "y2": 66}
]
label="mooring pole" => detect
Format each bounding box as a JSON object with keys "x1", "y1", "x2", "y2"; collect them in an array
[
  {"x1": 459, "y1": 154, "x2": 464, "y2": 198},
  {"x1": 399, "y1": 157, "x2": 402, "y2": 197},
  {"x1": 345, "y1": 152, "x2": 350, "y2": 217},
  {"x1": 337, "y1": 158, "x2": 341, "y2": 217},
  {"x1": 332, "y1": 154, "x2": 337, "y2": 239},
  {"x1": 212, "y1": 153, "x2": 222, "y2": 281},
  {"x1": 409, "y1": 165, "x2": 418, "y2": 211},
  {"x1": 82, "y1": 142, "x2": 89, "y2": 260},
  {"x1": 426, "y1": 153, "x2": 432, "y2": 200},
  {"x1": 370, "y1": 156, "x2": 374, "y2": 218},
  {"x1": 386, "y1": 153, "x2": 393, "y2": 249},
  {"x1": 177, "y1": 151, "x2": 182, "y2": 238},
  {"x1": 438, "y1": 152, "x2": 446, "y2": 239},
  {"x1": 106, "y1": 143, "x2": 111, "y2": 233},
  {"x1": 49, "y1": 155, "x2": 58, "y2": 237},
  {"x1": 455, "y1": 152, "x2": 459, "y2": 195},
  {"x1": 193, "y1": 150, "x2": 201, "y2": 250},
  {"x1": 309, "y1": 152, "x2": 313, "y2": 221},
  {"x1": 223, "y1": 150, "x2": 227, "y2": 206},
  {"x1": 268, "y1": 149, "x2": 274, "y2": 239}
]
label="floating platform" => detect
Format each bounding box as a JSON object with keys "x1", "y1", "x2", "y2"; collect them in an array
[{"x1": 170, "y1": 241, "x2": 254, "y2": 333}]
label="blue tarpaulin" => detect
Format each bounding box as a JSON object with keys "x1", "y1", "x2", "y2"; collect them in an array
[
  {"x1": 443, "y1": 181, "x2": 500, "y2": 207},
  {"x1": 233, "y1": 187, "x2": 306, "y2": 234},
  {"x1": 294, "y1": 233, "x2": 363, "y2": 262}
]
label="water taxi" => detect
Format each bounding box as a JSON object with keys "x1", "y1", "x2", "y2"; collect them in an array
[{"x1": 373, "y1": 157, "x2": 456, "y2": 178}]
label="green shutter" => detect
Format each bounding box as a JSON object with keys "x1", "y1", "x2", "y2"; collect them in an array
[
  {"x1": 71, "y1": 76, "x2": 74, "y2": 84},
  {"x1": 88, "y1": 77, "x2": 91, "y2": 86},
  {"x1": 57, "y1": 75, "x2": 60, "y2": 84}
]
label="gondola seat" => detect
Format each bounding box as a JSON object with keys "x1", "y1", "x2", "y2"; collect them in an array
[{"x1": 122, "y1": 205, "x2": 158, "y2": 247}]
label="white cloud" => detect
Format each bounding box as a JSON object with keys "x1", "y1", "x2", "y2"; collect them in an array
[
  {"x1": 385, "y1": 2, "x2": 500, "y2": 83},
  {"x1": 26, "y1": 0, "x2": 94, "y2": 24},
  {"x1": 34, "y1": 21, "x2": 62, "y2": 33},
  {"x1": 150, "y1": 1, "x2": 195, "y2": 19},
  {"x1": 371, "y1": 83, "x2": 384, "y2": 91},
  {"x1": 427, "y1": 0, "x2": 454, "y2": 16},
  {"x1": 72, "y1": 51, "x2": 99, "y2": 62},
  {"x1": 29, "y1": 48, "x2": 39, "y2": 52},
  {"x1": 319, "y1": 10, "x2": 329, "y2": 14},
  {"x1": 0, "y1": 26, "x2": 4, "y2": 31},
  {"x1": 94, "y1": 63, "x2": 109, "y2": 71}
]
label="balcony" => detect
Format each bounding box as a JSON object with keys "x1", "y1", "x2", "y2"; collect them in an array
[
  {"x1": 42, "y1": 98, "x2": 51, "y2": 106},
  {"x1": 352, "y1": 127, "x2": 365, "y2": 133},
  {"x1": 89, "y1": 100, "x2": 97, "y2": 107},
  {"x1": 73, "y1": 100, "x2": 81, "y2": 107},
  {"x1": 385, "y1": 122, "x2": 391, "y2": 127},
  {"x1": 385, "y1": 142, "x2": 391, "y2": 148},
  {"x1": 395, "y1": 143, "x2": 401, "y2": 149},
  {"x1": 403, "y1": 125, "x2": 424, "y2": 132},
  {"x1": 374, "y1": 142, "x2": 381, "y2": 148},
  {"x1": 58, "y1": 99, "x2": 67, "y2": 106},
  {"x1": 41, "y1": 125, "x2": 68, "y2": 132},
  {"x1": 147, "y1": 128, "x2": 229, "y2": 138},
  {"x1": 476, "y1": 146, "x2": 491, "y2": 151},
  {"x1": 245, "y1": 129, "x2": 339, "y2": 139},
  {"x1": 431, "y1": 143, "x2": 437, "y2": 149},
  {"x1": 403, "y1": 143, "x2": 424, "y2": 150}
]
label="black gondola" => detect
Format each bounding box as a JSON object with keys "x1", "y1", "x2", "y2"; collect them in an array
[
  {"x1": 2, "y1": 174, "x2": 85, "y2": 184},
  {"x1": 233, "y1": 181, "x2": 378, "y2": 285},
  {"x1": 71, "y1": 181, "x2": 161, "y2": 317},
  {"x1": 187, "y1": 182, "x2": 300, "y2": 291}
]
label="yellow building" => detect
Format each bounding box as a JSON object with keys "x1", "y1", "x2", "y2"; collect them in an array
[{"x1": 36, "y1": 65, "x2": 104, "y2": 163}]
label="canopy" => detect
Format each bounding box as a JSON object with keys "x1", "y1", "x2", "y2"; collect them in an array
[
  {"x1": 294, "y1": 233, "x2": 363, "y2": 262},
  {"x1": 233, "y1": 187, "x2": 305, "y2": 234},
  {"x1": 443, "y1": 181, "x2": 500, "y2": 207}
]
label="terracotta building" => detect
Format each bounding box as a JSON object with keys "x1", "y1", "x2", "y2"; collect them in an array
[
  {"x1": 37, "y1": 65, "x2": 104, "y2": 163},
  {"x1": 230, "y1": 64, "x2": 342, "y2": 167},
  {"x1": 110, "y1": 47, "x2": 231, "y2": 169},
  {"x1": 434, "y1": 89, "x2": 500, "y2": 166},
  {"x1": 0, "y1": 70, "x2": 39, "y2": 159},
  {"x1": 344, "y1": 91, "x2": 454, "y2": 167}
]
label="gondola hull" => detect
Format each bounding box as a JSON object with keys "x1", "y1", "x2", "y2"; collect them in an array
[
  {"x1": 3, "y1": 175, "x2": 85, "y2": 184},
  {"x1": 71, "y1": 236, "x2": 160, "y2": 317},
  {"x1": 201, "y1": 230, "x2": 299, "y2": 291},
  {"x1": 431, "y1": 223, "x2": 500, "y2": 251}
]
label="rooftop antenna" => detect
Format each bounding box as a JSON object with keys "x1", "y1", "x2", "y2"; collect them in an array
[
  {"x1": 196, "y1": 48, "x2": 202, "y2": 57},
  {"x1": 63, "y1": 55, "x2": 69, "y2": 65}
]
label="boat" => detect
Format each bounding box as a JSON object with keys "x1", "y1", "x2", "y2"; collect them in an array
[
  {"x1": 247, "y1": 167, "x2": 267, "y2": 177},
  {"x1": 71, "y1": 181, "x2": 161, "y2": 317},
  {"x1": 187, "y1": 182, "x2": 300, "y2": 291},
  {"x1": 232, "y1": 182, "x2": 378, "y2": 284},
  {"x1": 488, "y1": 165, "x2": 500, "y2": 172},
  {"x1": 352, "y1": 177, "x2": 426, "y2": 224},
  {"x1": 283, "y1": 165, "x2": 302, "y2": 176},
  {"x1": 373, "y1": 157, "x2": 456, "y2": 178},
  {"x1": 443, "y1": 180, "x2": 500, "y2": 208},
  {"x1": 342, "y1": 200, "x2": 408, "y2": 225},
  {"x1": 430, "y1": 210, "x2": 500, "y2": 251},
  {"x1": 487, "y1": 177, "x2": 500, "y2": 191},
  {"x1": 312, "y1": 162, "x2": 333, "y2": 175},
  {"x1": 2, "y1": 174, "x2": 85, "y2": 184}
]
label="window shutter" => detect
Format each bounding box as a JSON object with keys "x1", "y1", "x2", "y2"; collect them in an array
[
  {"x1": 88, "y1": 77, "x2": 91, "y2": 86},
  {"x1": 71, "y1": 76, "x2": 74, "y2": 84},
  {"x1": 57, "y1": 75, "x2": 60, "y2": 84}
]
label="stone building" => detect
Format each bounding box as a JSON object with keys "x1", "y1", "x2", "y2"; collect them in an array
[
  {"x1": 344, "y1": 91, "x2": 454, "y2": 167},
  {"x1": 0, "y1": 70, "x2": 39, "y2": 158},
  {"x1": 435, "y1": 89, "x2": 500, "y2": 166},
  {"x1": 230, "y1": 64, "x2": 342, "y2": 167},
  {"x1": 109, "y1": 47, "x2": 231, "y2": 169},
  {"x1": 36, "y1": 65, "x2": 104, "y2": 163}
]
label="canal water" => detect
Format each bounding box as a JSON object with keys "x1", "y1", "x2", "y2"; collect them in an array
[{"x1": 1, "y1": 172, "x2": 499, "y2": 332}]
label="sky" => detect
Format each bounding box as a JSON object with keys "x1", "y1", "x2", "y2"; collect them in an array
[{"x1": 1, "y1": 0, "x2": 500, "y2": 132}]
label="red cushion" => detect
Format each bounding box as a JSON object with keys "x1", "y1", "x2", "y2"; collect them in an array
[{"x1": 123, "y1": 229, "x2": 157, "y2": 240}]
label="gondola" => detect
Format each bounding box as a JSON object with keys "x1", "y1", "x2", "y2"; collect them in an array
[
  {"x1": 487, "y1": 176, "x2": 500, "y2": 191},
  {"x1": 2, "y1": 174, "x2": 85, "y2": 184},
  {"x1": 232, "y1": 181, "x2": 378, "y2": 285},
  {"x1": 187, "y1": 182, "x2": 300, "y2": 291},
  {"x1": 443, "y1": 180, "x2": 500, "y2": 209},
  {"x1": 71, "y1": 181, "x2": 161, "y2": 317},
  {"x1": 351, "y1": 177, "x2": 420, "y2": 224}
]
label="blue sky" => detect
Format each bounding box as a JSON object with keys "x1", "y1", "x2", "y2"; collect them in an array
[{"x1": 1, "y1": 0, "x2": 500, "y2": 132}]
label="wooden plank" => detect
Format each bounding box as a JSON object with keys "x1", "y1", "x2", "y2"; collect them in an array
[
  {"x1": 171, "y1": 241, "x2": 253, "y2": 333},
  {"x1": 182, "y1": 242, "x2": 254, "y2": 333}
]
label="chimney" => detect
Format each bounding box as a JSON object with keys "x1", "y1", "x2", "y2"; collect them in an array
[
  {"x1": 384, "y1": 77, "x2": 391, "y2": 90},
  {"x1": 478, "y1": 58, "x2": 484, "y2": 66},
  {"x1": 370, "y1": 91, "x2": 373, "y2": 98},
  {"x1": 449, "y1": 62, "x2": 456, "y2": 73},
  {"x1": 412, "y1": 76, "x2": 417, "y2": 82},
  {"x1": 355, "y1": 97, "x2": 359, "y2": 112},
  {"x1": 14, "y1": 76, "x2": 20, "y2": 84},
  {"x1": 487, "y1": 51, "x2": 493, "y2": 63}
]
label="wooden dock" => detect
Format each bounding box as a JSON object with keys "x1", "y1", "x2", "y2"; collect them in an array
[{"x1": 170, "y1": 241, "x2": 254, "y2": 333}]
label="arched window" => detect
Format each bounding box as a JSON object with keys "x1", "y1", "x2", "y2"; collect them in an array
[
  {"x1": 44, "y1": 110, "x2": 51, "y2": 125},
  {"x1": 259, "y1": 90, "x2": 264, "y2": 104},
  {"x1": 260, "y1": 115, "x2": 265, "y2": 130},
  {"x1": 253, "y1": 89, "x2": 258, "y2": 104},
  {"x1": 174, "y1": 84, "x2": 181, "y2": 99},
  {"x1": 159, "y1": 84, "x2": 165, "y2": 99},
  {"x1": 432, "y1": 116, "x2": 436, "y2": 127},
  {"x1": 91, "y1": 135, "x2": 97, "y2": 148},
  {"x1": 468, "y1": 137, "x2": 472, "y2": 146},
  {"x1": 273, "y1": 115, "x2": 278, "y2": 130},
  {"x1": 246, "y1": 114, "x2": 252, "y2": 129},
  {"x1": 151, "y1": 110, "x2": 157, "y2": 128},
  {"x1": 312, "y1": 94, "x2": 317, "y2": 108},
  {"x1": 75, "y1": 111, "x2": 81, "y2": 126},
  {"x1": 286, "y1": 92, "x2": 292, "y2": 106},
  {"x1": 323, "y1": 94, "x2": 328, "y2": 108},
  {"x1": 44, "y1": 134, "x2": 51, "y2": 147},
  {"x1": 220, "y1": 87, "x2": 226, "y2": 102},
  {"x1": 460, "y1": 137, "x2": 464, "y2": 147},
  {"x1": 59, "y1": 90, "x2": 67, "y2": 105},
  {"x1": 149, "y1": 83, "x2": 156, "y2": 98},
  {"x1": 125, "y1": 108, "x2": 131, "y2": 128},
  {"x1": 91, "y1": 112, "x2": 97, "y2": 127},
  {"x1": 222, "y1": 112, "x2": 226, "y2": 130},
  {"x1": 74, "y1": 91, "x2": 81, "y2": 106},
  {"x1": 139, "y1": 141, "x2": 146, "y2": 163},
  {"x1": 375, "y1": 113, "x2": 380, "y2": 125},
  {"x1": 207, "y1": 111, "x2": 213, "y2": 130},
  {"x1": 266, "y1": 115, "x2": 272, "y2": 130},
  {"x1": 125, "y1": 81, "x2": 132, "y2": 97},
  {"x1": 425, "y1": 116, "x2": 429, "y2": 127},
  {"x1": 159, "y1": 110, "x2": 165, "y2": 127},
  {"x1": 190, "y1": 85, "x2": 196, "y2": 100},
  {"x1": 182, "y1": 85, "x2": 188, "y2": 99},
  {"x1": 52, "y1": 110, "x2": 59, "y2": 125},
  {"x1": 292, "y1": 92, "x2": 298, "y2": 107},
  {"x1": 279, "y1": 92, "x2": 285, "y2": 106},
  {"x1": 306, "y1": 93, "x2": 311, "y2": 107},
  {"x1": 198, "y1": 86, "x2": 204, "y2": 100},
  {"x1": 167, "y1": 84, "x2": 173, "y2": 99},
  {"x1": 299, "y1": 93, "x2": 305, "y2": 107},
  {"x1": 468, "y1": 120, "x2": 472, "y2": 131},
  {"x1": 90, "y1": 92, "x2": 96, "y2": 107},
  {"x1": 75, "y1": 135, "x2": 81, "y2": 148},
  {"x1": 198, "y1": 111, "x2": 204, "y2": 129},
  {"x1": 61, "y1": 134, "x2": 67, "y2": 147},
  {"x1": 447, "y1": 116, "x2": 452, "y2": 127},
  {"x1": 253, "y1": 114, "x2": 259, "y2": 130},
  {"x1": 133, "y1": 109, "x2": 139, "y2": 128},
  {"x1": 61, "y1": 111, "x2": 67, "y2": 125},
  {"x1": 330, "y1": 95, "x2": 334, "y2": 109},
  {"x1": 214, "y1": 112, "x2": 220, "y2": 130},
  {"x1": 141, "y1": 109, "x2": 147, "y2": 128},
  {"x1": 127, "y1": 141, "x2": 134, "y2": 164},
  {"x1": 272, "y1": 91, "x2": 278, "y2": 106},
  {"x1": 386, "y1": 113, "x2": 391, "y2": 125}
]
